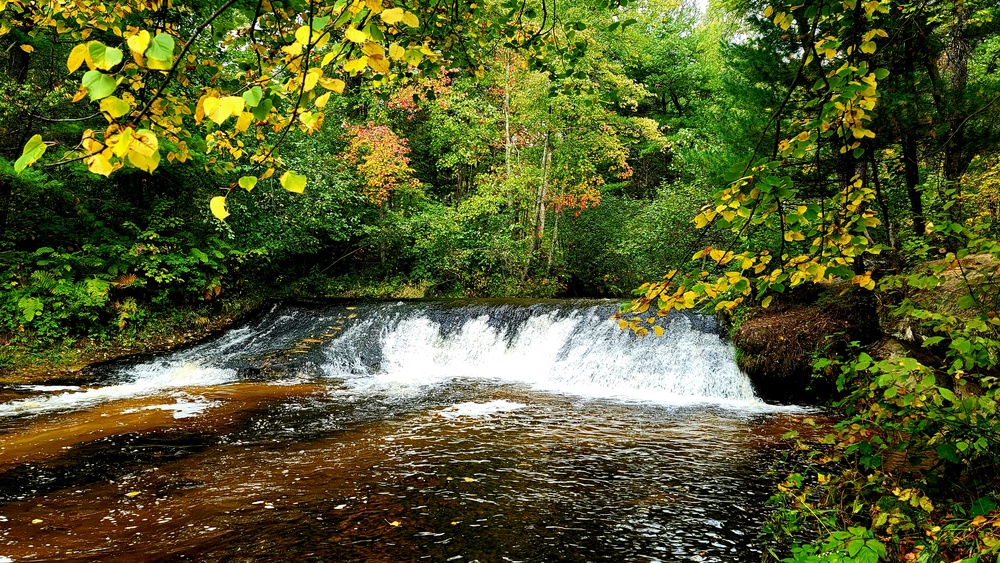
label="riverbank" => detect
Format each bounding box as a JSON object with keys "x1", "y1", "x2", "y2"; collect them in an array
[{"x1": 0, "y1": 301, "x2": 259, "y2": 386}]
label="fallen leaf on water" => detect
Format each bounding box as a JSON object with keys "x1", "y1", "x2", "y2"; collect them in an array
[
  {"x1": 31, "y1": 519, "x2": 43, "y2": 524},
  {"x1": 125, "y1": 491, "x2": 141, "y2": 497},
  {"x1": 464, "y1": 477, "x2": 477, "y2": 482},
  {"x1": 389, "y1": 520, "x2": 401, "y2": 527}
]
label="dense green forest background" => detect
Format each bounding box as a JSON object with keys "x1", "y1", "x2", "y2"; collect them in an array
[
  {"x1": 4, "y1": 0, "x2": 1000, "y2": 560},
  {"x1": 0, "y1": 0, "x2": 797, "y2": 351}
]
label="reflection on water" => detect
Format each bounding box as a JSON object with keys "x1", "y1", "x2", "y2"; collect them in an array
[{"x1": 0, "y1": 382, "x2": 817, "y2": 562}]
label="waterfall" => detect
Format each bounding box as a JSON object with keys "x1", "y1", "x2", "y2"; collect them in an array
[
  {"x1": 0, "y1": 300, "x2": 764, "y2": 417},
  {"x1": 321, "y1": 301, "x2": 758, "y2": 404}
]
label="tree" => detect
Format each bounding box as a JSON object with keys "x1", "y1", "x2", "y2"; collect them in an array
[{"x1": 0, "y1": 0, "x2": 597, "y2": 219}]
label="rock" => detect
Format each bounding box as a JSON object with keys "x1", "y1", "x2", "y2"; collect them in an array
[{"x1": 730, "y1": 283, "x2": 881, "y2": 404}]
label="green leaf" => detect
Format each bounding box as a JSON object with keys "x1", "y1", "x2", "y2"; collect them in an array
[
  {"x1": 938, "y1": 387, "x2": 957, "y2": 403},
  {"x1": 855, "y1": 353, "x2": 873, "y2": 371},
  {"x1": 251, "y1": 98, "x2": 273, "y2": 120},
  {"x1": 17, "y1": 297, "x2": 43, "y2": 322},
  {"x1": 971, "y1": 496, "x2": 997, "y2": 517},
  {"x1": 87, "y1": 41, "x2": 123, "y2": 70},
  {"x1": 922, "y1": 336, "x2": 945, "y2": 347},
  {"x1": 14, "y1": 134, "x2": 46, "y2": 173},
  {"x1": 280, "y1": 170, "x2": 307, "y2": 193},
  {"x1": 238, "y1": 176, "x2": 257, "y2": 191},
  {"x1": 847, "y1": 539, "x2": 864, "y2": 557},
  {"x1": 146, "y1": 33, "x2": 175, "y2": 69},
  {"x1": 82, "y1": 70, "x2": 116, "y2": 101},
  {"x1": 242, "y1": 86, "x2": 263, "y2": 108}
]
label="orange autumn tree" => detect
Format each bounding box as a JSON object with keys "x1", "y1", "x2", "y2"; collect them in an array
[{"x1": 341, "y1": 122, "x2": 420, "y2": 206}]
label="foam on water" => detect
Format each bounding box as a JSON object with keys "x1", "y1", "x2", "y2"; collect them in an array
[
  {"x1": 0, "y1": 362, "x2": 234, "y2": 418},
  {"x1": 322, "y1": 304, "x2": 764, "y2": 407},
  {"x1": 435, "y1": 400, "x2": 527, "y2": 418},
  {"x1": 0, "y1": 300, "x2": 782, "y2": 418},
  {"x1": 120, "y1": 394, "x2": 217, "y2": 419}
]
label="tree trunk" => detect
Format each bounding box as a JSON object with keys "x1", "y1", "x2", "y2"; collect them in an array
[
  {"x1": 870, "y1": 155, "x2": 896, "y2": 250},
  {"x1": 944, "y1": 5, "x2": 969, "y2": 186},
  {"x1": 524, "y1": 129, "x2": 551, "y2": 280},
  {"x1": 547, "y1": 210, "x2": 559, "y2": 274},
  {"x1": 903, "y1": 132, "x2": 924, "y2": 237},
  {"x1": 504, "y1": 54, "x2": 513, "y2": 179},
  {"x1": 901, "y1": 35, "x2": 925, "y2": 238}
]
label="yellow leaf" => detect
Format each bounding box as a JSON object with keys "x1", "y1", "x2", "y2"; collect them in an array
[
  {"x1": 653, "y1": 325, "x2": 664, "y2": 337},
  {"x1": 617, "y1": 319, "x2": 628, "y2": 330},
  {"x1": 918, "y1": 496, "x2": 933, "y2": 513},
  {"x1": 852, "y1": 272, "x2": 875, "y2": 290},
  {"x1": 282, "y1": 42, "x2": 303, "y2": 56},
  {"x1": 463, "y1": 477, "x2": 476, "y2": 482},
  {"x1": 367, "y1": 55, "x2": 389, "y2": 74},
  {"x1": 127, "y1": 149, "x2": 159, "y2": 173},
  {"x1": 210, "y1": 196, "x2": 230, "y2": 221},
  {"x1": 100, "y1": 96, "x2": 131, "y2": 118},
  {"x1": 344, "y1": 57, "x2": 368, "y2": 73},
  {"x1": 235, "y1": 111, "x2": 253, "y2": 133},
  {"x1": 68, "y1": 43, "x2": 88, "y2": 73},
  {"x1": 126, "y1": 30, "x2": 150, "y2": 56},
  {"x1": 401, "y1": 11, "x2": 419, "y2": 27},
  {"x1": 295, "y1": 25, "x2": 313, "y2": 45},
  {"x1": 204, "y1": 96, "x2": 245, "y2": 125},
  {"x1": 126, "y1": 129, "x2": 159, "y2": 173},
  {"x1": 315, "y1": 91, "x2": 331, "y2": 108},
  {"x1": 280, "y1": 170, "x2": 307, "y2": 193},
  {"x1": 111, "y1": 127, "x2": 133, "y2": 158},
  {"x1": 860, "y1": 41, "x2": 876, "y2": 54},
  {"x1": 20, "y1": 44, "x2": 33, "y2": 53},
  {"x1": 303, "y1": 68, "x2": 323, "y2": 92},
  {"x1": 202, "y1": 97, "x2": 220, "y2": 122},
  {"x1": 87, "y1": 153, "x2": 114, "y2": 176},
  {"x1": 389, "y1": 520, "x2": 401, "y2": 527},
  {"x1": 344, "y1": 27, "x2": 367, "y2": 43},
  {"x1": 381, "y1": 7, "x2": 404, "y2": 24},
  {"x1": 320, "y1": 77, "x2": 346, "y2": 93},
  {"x1": 763, "y1": 6, "x2": 774, "y2": 17},
  {"x1": 761, "y1": 295, "x2": 773, "y2": 308},
  {"x1": 362, "y1": 42, "x2": 385, "y2": 58},
  {"x1": 125, "y1": 491, "x2": 141, "y2": 497},
  {"x1": 389, "y1": 43, "x2": 405, "y2": 61}
]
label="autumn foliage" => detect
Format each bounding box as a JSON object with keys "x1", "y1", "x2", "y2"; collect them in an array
[{"x1": 341, "y1": 122, "x2": 420, "y2": 206}]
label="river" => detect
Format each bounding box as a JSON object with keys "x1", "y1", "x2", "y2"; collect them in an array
[{"x1": 0, "y1": 299, "x2": 816, "y2": 562}]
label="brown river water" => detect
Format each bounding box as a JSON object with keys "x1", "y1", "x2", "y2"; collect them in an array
[{"x1": 0, "y1": 300, "x2": 818, "y2": 562}]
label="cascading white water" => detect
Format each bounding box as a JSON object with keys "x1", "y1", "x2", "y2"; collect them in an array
[
  {"x1": 0, "y1": 300, "x2": 767, "y2": 418},
  {"x1": 323, "y1": 304, "x2": 760, "y2": 405}
]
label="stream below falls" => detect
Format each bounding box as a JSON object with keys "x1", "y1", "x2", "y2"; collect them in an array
[{"x1": 0, "y1": 299, "x2": 820, "y2": 562}]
